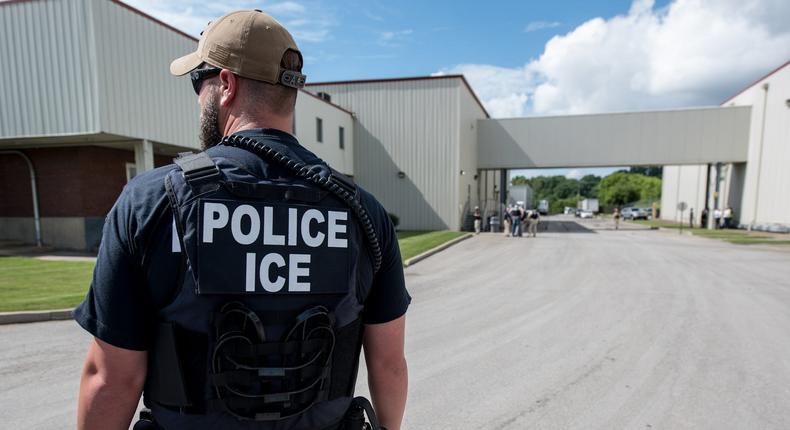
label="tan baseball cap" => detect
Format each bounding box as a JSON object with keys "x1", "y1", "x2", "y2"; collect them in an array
[{"x1": 170, "y1": 9, "x2": 306, "y2": 88}]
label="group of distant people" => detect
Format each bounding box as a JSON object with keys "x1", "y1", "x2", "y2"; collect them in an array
[
  {"x1": 502, "y1": 205, "x2": 540, "y2": 237},
  {"x1": 472, "y1": 205, "x2": 540, "y2": 237},
  {"x1": 697, "y1": 206, "x2": 735, "y2": 229}
]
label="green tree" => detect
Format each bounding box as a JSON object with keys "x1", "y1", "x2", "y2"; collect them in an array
[
  {"x1": 629, "y1": 166, "x2": 663, "y2": 178},
  {"x1": 511, "y1": 175, "x2": 529, "y2": 185},
  {"x1": 598, "y1": 171, "x2": 661, "y2": 207},
  {"x1": 579, "y1": 174, "x2": 600, "y2": 198}
]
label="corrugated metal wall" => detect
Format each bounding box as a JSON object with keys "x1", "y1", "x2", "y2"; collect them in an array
[
  {"x1": 731, "y1": 64, "x2": 790, "y2": 228},
  {"x1": 458, "y1": 85, "x2": 487, "y2": 220},
  {"x1": 92, "y1": 0, "x2": 199, "y2": 149},
  {"x1": 0, "y1": 0, "x2": 99, "y2": 138},
  {"x1": 660, "y1": 164, "x2": 708, "y2": 223},
  {"x1": 662, "y1": 64, "x2": 790, "y2": 230},
  {"x1": 307, "y1": 79, "x2": 462, "y2": 230}
]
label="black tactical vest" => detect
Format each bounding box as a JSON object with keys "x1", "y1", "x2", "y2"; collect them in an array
[{"x1": 144, "y1": 140, "x2": 375, "y2": 430}]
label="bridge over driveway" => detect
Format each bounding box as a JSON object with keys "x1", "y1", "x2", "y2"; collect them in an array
[
  {"x1": 1, "y1": 221, "x2": 790, "y2": 429},
  {"x1": 478, "y1": 106, "x2": 751, "y2": 169}
]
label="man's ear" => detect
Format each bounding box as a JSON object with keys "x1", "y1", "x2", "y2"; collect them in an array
[{"x1": 218, "y1": 69, "x2": 237, "y2": 107}]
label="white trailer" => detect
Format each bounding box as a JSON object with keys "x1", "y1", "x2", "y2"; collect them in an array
[{"x1": 578, "y1": 199, "x2": 599, "y2": 213}]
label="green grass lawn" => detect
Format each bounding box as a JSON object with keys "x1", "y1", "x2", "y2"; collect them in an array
[
  {"x1": 631, "y1": 220, "x2": 790, "y2": 245},
  {"x1": 0, "y1": 230, "x2": 468, "y2": 312},
  {"x1": 396, "y1": 230, "x2": 468, "y2": 262},
  {"x1": 0, "y1": 256, "x2": 95, "y2": 312}
]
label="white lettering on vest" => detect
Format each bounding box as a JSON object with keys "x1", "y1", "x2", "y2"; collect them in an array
[
  {"x1": 288, "y1": 208, "x2": 298, "y2": 246},
  {"x1": 260, "y1": 252, "x2": 286, "y2": 292},
  {"x1": 245, "y1": 252, "x2": 256, "y2": 292},
  {"x1": 202, "y1": 202, "x2": 229, "y2": 243},
  {"x1": 231, "y1": 204, "x2": 260, "y2": 245},
  {"x1": 263, "y1": 206, "x2": 285, "y2": 245},
  {"x1": 327, "y1": 211, "x2": 348, "y2": 248},
  {"x1": 289, "y1": 254, "x2": 311, "y2": 292},
  {"x1": 301, "y1": 209, "x2": 325, "y2": 248}
]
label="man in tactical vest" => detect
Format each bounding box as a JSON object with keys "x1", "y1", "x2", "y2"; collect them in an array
[{"x1": 75, "y1": 9, "x2": 409, "y2": 430}]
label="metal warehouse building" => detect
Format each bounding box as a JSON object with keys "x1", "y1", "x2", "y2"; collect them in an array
[
  {"x1": 660, "y1": 61, "x2": 790, "y2": 232},
  {"x1": 1, "y1": 0, "x2": 788, "y2": 251},
  {"x1": 0, "y1": 0, "x2": 353, "y2": 250}
]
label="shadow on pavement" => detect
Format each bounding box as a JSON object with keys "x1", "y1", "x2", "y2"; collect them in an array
[{"x1": 537, "y1": 221, "x2": 596, "y2": 233}]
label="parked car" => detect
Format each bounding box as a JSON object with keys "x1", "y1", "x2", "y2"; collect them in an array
[
  {"x1": 639, "y1": 208, "x2": 653, "y2": 220},
  {"x1": 620, "y1": 207, "x2": 648, "y2": 220},
  {"x1": 579, "y1": 210, "x2": 594, "y2": 219}
]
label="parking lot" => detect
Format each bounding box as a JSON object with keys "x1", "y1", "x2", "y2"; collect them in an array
[{"x1": 2, "y1": 217, "x2": 790, "y2": 429}]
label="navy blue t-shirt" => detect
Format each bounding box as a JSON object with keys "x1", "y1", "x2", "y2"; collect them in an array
[{"x1": 74, "y1": 129, "x2": 410, "y2": 351}]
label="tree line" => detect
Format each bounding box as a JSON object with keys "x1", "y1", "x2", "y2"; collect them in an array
[{"x1": 512, "y1": 167, "x2": 662, "y2": 214}]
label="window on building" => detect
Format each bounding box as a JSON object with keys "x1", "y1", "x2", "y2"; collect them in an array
[
  {"x1": 316, "y1": 117, "x2": 323, "y2": 143},
  {"x1": 339, "y1": 126, "x2": 345, "y2": 149},
  {"x1": 125, "y1": 162, "x2": 137, "y2": 182}
]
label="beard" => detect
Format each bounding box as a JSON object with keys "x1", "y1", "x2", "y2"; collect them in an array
[{"x1": 199, "y1": 88, "x2": 222, "y2": 150}]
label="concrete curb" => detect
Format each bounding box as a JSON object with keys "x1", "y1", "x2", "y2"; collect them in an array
[
  {"x1": 404, "y1": 233, "x2": 474, "y2": 267},
  {"x1": 0, "y1": 308, "x2": 73, "y2": 325}
]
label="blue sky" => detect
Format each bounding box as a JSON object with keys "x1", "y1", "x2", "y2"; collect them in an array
[{"x1": 125, "y1": 0, "x2": 790, "y2": 180}]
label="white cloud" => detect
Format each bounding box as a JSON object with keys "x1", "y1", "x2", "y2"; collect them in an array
[
  {"x1": 524, "y1": 21, "x2": 561, "y2": 32},
  {"x1": 433, "y1": 64, "x2": 535, "y2": 117},
  {"x1": 565, "y1": 169, "x2": 584, "y2": 180},
  {"x1": 378, "y1": 29, "x2": 414, "y2": 47},
  {"x1": 438, "y1": 0, "x2": 790, "y2": 117},
  {"x1": 266, "y1": 1, "x2": 306, "y2": 15}
]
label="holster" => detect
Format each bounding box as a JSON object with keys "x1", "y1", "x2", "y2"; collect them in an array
[
  {"x1": 132, "y1": 409, "x2": 161, "y2": 430},
  {"x1": 340, "y1": 397, "x2": 386, "y2": 430}
]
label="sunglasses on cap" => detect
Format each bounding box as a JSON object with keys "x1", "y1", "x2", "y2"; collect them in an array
[{"x1": 190, "y1": 67, "x2": 221, "y2": 95}]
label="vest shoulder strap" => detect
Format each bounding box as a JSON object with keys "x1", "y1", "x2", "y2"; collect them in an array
[{"x1": 174, "y1": 152, "x2": 221, "y2": 185}]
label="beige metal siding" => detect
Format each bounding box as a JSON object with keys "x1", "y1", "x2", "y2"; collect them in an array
[
  {"x1": 478, "y1": 106, "x2": 752, "y2": 169},
  {"x1": 92, "y1": 0, "x2": 199, "y2": 149},
  {"x1": 294, "y1": 92, "x2": 354, "y2": 175},
  {"x1": 660, "y1": 165, "x2": 708, "y2": 223},
  {"x1": 728, "y1": 64, "x2": 790, "y2": 228},
  {"x1": 0, "y1": 0, "x2": 99, "y2": 138},
  {"x1": 458, "y1": 85, "x2": 487, "y2": 224},
  {"x1": 308, "y1": 79, "x2": 461, "y2": 230}
]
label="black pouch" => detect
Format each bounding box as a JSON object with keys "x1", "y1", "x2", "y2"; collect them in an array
[{"x1": 340, "y1": 397, "x2": 384, "y2": 430}]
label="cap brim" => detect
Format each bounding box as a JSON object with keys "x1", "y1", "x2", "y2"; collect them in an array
[{"x1": 170, "y1": 51, "x2": 203, "y2": 76}]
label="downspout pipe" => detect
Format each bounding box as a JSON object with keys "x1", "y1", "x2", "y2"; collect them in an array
[{"x1": 0, "y1": 150, "x2": 42, "y2": 247}]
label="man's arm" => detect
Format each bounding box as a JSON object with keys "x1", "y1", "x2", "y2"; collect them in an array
[
  {"x1": 78, "y1": 338, "x2": 147, "y2": 430},
  {"x1": 363, "y1": 314, "x2": 408, "y2": 430}
]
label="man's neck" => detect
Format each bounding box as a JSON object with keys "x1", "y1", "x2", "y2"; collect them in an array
[{"x1": 223, "y1": 115, "x2": 293, "y2": 136}]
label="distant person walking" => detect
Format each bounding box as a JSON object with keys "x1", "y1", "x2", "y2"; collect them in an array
[
  {"x1": 713, "y1": 208, "x2": 722, "y2": 229},
  {"x1": 689, "y1": 208, "x2": 695, "y2": 228},
  {"x1": 613, "y1": 207, "x2": 620, "y2": 230},
  {"x1": 528, "y1": 210, "x2": 539, "y2": 237},
  {"x1": 701, "y1": 207, "x2": 709, "y2": 229},
  {"x1": 473, "y1": 206, "x2": 482, "y2": 234},
  {"x1": 504, "y1": 206, "x2": 512, "y2": 237},
  {"x1": 723, "y1": 206, "x2": 734, "y2": 229},
  {"x1": 511, "y1": 206, "x2": 523, "y2": 237}
]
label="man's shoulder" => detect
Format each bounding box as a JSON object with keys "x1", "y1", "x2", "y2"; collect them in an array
[
  {"x1": 114, "y1": 164, "x2": 179, "y2": 223},
  {"x1": 356, "y1": 186, "x2": 388, "y2": 219},
  {"x1": 123, "y1": 164, "x2": 178, "y2": 199}
]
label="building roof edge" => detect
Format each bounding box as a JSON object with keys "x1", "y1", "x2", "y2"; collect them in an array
[
  {"x1": 720, "y1": 60, "x2": 790, "y2": 105},
  {"x1": 307, "y1": 75, "x2": 490, "y2": 118}
]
